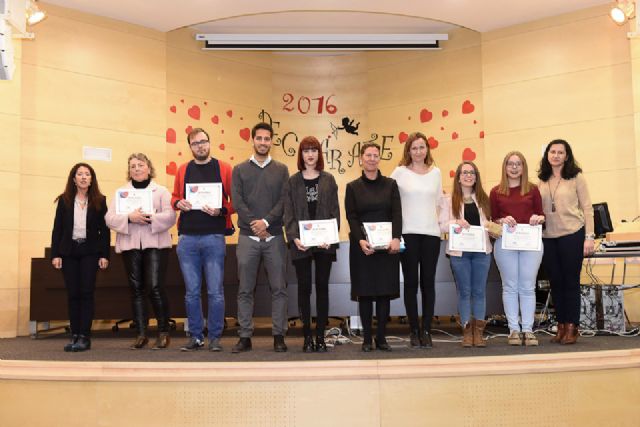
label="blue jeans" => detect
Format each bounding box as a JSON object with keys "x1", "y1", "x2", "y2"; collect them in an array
[
  {"x1": 176, "y1": 234, "x2": 226, "y2": 341},
  {"x1": 449, "y1": 252, "x2": 491, "y2": 325},
  {"x1": 494, "y1": 238, "x2": 543, "y2": 333}
]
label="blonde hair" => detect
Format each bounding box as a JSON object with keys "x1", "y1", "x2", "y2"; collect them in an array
[
  {"x1": 497, "y1": 151, "x2": 532, "y2": 196},
  {"x1": 127, "y1": 153, "x2": 156, "y2": 181}
]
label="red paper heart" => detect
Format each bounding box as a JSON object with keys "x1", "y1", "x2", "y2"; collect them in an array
[
  {"x1": 166, "y1": 161, "x2": 177, "y2": 176},
  {"x1": 221, "y1": 129, "x2": 225, "y2": 134},
  {"x1": 479, "y1": 131, "x2": 485, "y2": 139},
  {"x1": 239, "y1": 127, "x2": 250, "y2": 141},
  {"x1": 188, "y1": 105, "x2": 200, "y2": 120},
  {"x1": 427, "y1": 136, "x2": 439, "y2": 149},
  {"x1": 440, "y1": 126, "x2": 444, "y2": 131},
  {"x1": 452, "y1": 132, "x2": 459, "y2": 140},
  {"x1": 408, "y1": 116, "x2": 411, "y2": 120},
  {"x1": 230, "y1": 156, "x2": 235, "y2": 161},
  {"x1": 473, "y1": 119, "x2": 477, "y2": 124},
  {"x1": 204, "y1": 101, "x2": 208, "y2": 106},
  {"x1": 449, "y1": 170, "x2": 455, "y2": 178},
  {"x1": 211, "y1": 115, "x2": 219, "y2": 125},
  {"x1": 169, "y1": 105, "x2": 176, "y2": 113},
  {"x1": 185, "y1": 125, "x2": 193, "y2": 134},
  {"x1": 420, "y1": 108, "x2": 433, "y2": 123},
  {"x1": 219, "y1": 143, "x2": 225, "y2": 150},
  {"x1": 462, "y1": 100, "x2": 475, "y2": 114},
  {"x1": 166, "y1": 128, "x2": 176, "y2": 144},
  {"x1": 240, "y1": 117, "x2": 243, "y2": 120},
  {"x1": 462, "y1": 148, "x2": 476, "y2": 161},
  {"x1": 398, "y1": 132, "x2": 408, "y2": 143},
  {"x1": 442, "y1": 109, "x2": 449, "y2": 118},
  {"x1": 180, "y1": 99, "x2": 184, "y2": 104},
  {"x1": 178, "y1": 152, "x2": 182, "y2": 156},
  {"x1": 226, "y1": 110, "x2": 233, "y2": 118}
]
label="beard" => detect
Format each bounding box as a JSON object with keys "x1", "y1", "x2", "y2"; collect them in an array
[{"x1": 193, "y1": 148, "x2": 210, "y2": 161}]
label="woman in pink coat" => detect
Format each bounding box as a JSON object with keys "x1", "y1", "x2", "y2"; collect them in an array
[{"x1": 105, "y1": 153, "x2": 176, "y2": 349}]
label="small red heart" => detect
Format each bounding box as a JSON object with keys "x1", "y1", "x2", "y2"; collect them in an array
[
  {"x1": 166, "y1": 128, "x2": 176, "y2": 144},
  {"x1": 473, "y1": 119, "x2": 477, "y2": 124},
  {"x1": 452, "y1": 132, "x2": 459, "y2": 140},
  {"x1": 219, "y1": 143, "x2": 225, "y2": 150},
  {"x1": 230, "y1": 156, "x2": 235, "y2": 161},
  {"x1": 427, "y1": 136, "x2": 439, "y2": 149},
  {"x1": 169, "y1": 105, "x2": 176, "y2": 113},
  {"x1": 440, "y1": 126, "x2": 444, "y2": 131},
  {"x1": 449, "y1": 170, "x2": 455, "y2": 178},
  {"x1": 180, "y1": 99, "x2": 184, "y2": 104},
  {"x1": 420, "y1": 108, "x2": 433, "y2": 123},
  {"x1": 226, "y1": 110, "x2": 233, "y2": 118},
  {"x1": 211, "y1": 115, "x2": 219, "y2": 125},
  {"x1": 408, "y1": 116, "x2": 411, "y2": 120},
  {"x1": 204, "y1": 101, "x2": 208, "y2": 106},
  {"x1": 185, "y1": 125, "x2": 193, "y2": 134},
  {"x1": 398, "y1": 132, "x2": 408, "y2": 143},
  {"x1": 479, "y1": 131, "x2": 485, "y2": 139},
  {"x1": 462, "y1": 148, "x2": 476, "y2": 161},
  {"x1": 188, "y1": 105, "x2": 200, "y2": 120},
  {"x1": 442, "y1": 110, "x2": 449, "y2": 117},
  {"x1": 462, "y1": 100, "x2": 475, "y2": 114},
  {"x1": 239, "y1": 127, "x2": 250, "y2": 141},
  {"x1": 166, "y1": 162, "x2": 177, "y2": 176},
  {"x1": 221, "y1": 129, "x2": 225, "y2": 134},
  {"x1": 178, "y1": 152, "x2": 182, "y2": 156},
  {"x1": 240, "y1": 117, "x2": 243, "y2": 120}
]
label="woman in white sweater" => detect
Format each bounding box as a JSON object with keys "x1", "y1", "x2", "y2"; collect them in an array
[{"x1": 390, "y1": 132, "x2": 442, "y2": 349}]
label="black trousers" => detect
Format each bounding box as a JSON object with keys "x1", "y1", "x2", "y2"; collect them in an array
[
  {"x1": 293, "y1": 253, "x2": 333, "y2": 336},
  {"x1": 358, "y1": 296, "x2": 391, "y2": 343},
  {"x1": 400, "y1": 234, "x2": 440, "y2": 332},
  {"x1": 122, "y1": 248, "x2": 170, "y2": 334},
  {"x1": 61, "y1": 241, "x2": 99, "y2": 336},
  {"x1": 542, "y1": 228, "x2": 585, "y2": 325}
]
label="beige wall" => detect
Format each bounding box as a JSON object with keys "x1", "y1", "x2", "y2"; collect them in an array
[{"x1": 0, "y1": 3, "x2": 638, "y2": 336}]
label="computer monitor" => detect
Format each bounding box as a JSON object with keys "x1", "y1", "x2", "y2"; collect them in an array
[{"x1": 593, "y1": 202, "x2": 613, "y2": 238}]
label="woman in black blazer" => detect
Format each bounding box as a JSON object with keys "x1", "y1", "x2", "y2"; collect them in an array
[
  {"x1": 51, "y1": 163, "x2": 110, "y2": 352},
  {"x1": 283, "y1": 136, "x2": 340, "y2": 352}
]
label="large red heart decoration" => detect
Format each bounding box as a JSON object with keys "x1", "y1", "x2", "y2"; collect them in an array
[
  {"x1": 462, "y1": 148, "x2": 476, "y2": 161},
  {"x1": 239, "y1": 127, "x2": 251, "y2": 141},
  {"x1": 166, "y1": 128, "x2": 176, "y2": 144},
  {"x1": 211, "y1": 115, "x2": 219, "y2": 125},
  {"x1": 427, "y1": 136, "x2": 439, "y2": 149},
  {"x1": 188, "y1": 105, "x2": 200, "y2": 120},
  {"x1": 420, "y1": 109, "x2": 433, "y2": 123},
  {"x1": 462, "y1": 100, "x2": 475, "y2": 114},
  {"x1": 226, "y1": 110, "x2": 233, "y2": 118},
  {"x1": 398, "y1": 132, "x2": 408, "y2": 143},
  {"x1": 166, "y1": 162, "x2": 177, "y2": 176}
]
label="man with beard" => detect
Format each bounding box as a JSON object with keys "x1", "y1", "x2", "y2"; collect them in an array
[
  {"x1": 231, "y1": 122, "x2": 290, "y2": 353},
  {"x1": 172, "y1": 127, "x2": 234, "y2": 352}
]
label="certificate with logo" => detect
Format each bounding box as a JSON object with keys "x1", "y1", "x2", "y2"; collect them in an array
[
  {"x1": 298, "y1": 219, "x2": 339, "y2": 247},
  {"x1": 362, "y1": 222, "x2": 394, "y2": 250},
  {"x1": 501, "y1": 224, "x2": 542, "y2": 251},
  {"x1": 115, "y1": 189, "x2": 153, "y2": 215},
  {"x1": 185, "y1": 183, "x2": 222, "y2": 210},
  {"x1": 448, "y1": 224, "x2": 486, "y2": 253}
]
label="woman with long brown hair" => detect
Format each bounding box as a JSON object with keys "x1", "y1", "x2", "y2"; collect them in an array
[
  {"x1": 51, "y1": 163, "x2": 110, "y2": 352},
  {"x1": 440, "y1": 161, "x2": 492, "y2": 347}
]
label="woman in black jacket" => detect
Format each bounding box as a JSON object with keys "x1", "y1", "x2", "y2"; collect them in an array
[
  {"x1": 51, "y1": 163, "x2": 110, "y2": 352},
  {"x1": 283, "y1": 136, "x2": 340, "y2": 352}
]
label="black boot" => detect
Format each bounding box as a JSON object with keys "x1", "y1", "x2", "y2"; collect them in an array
[
  {"x1": 315, "y1": 335, "x2": 327, "y2": 353},
  {"x1": 71, "y1": 335, "x2": 91, "y2": 352},
  {"x1": 409, "y1": 329, "x2": 421, "y2": 349},
  {"x1": 64, "y1": 334, "x2": 79, "y2": 352},
  {"x1": 302, "y1": 336, "x2": 315, "y2": 353}
]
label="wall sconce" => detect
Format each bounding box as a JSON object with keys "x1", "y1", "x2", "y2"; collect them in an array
[
  {"x1": 26, "y1": 0, "x2": 46, "y2": 26},
  {"x1": 610, "y1": 0, "x2": 635, "y2": 25}
]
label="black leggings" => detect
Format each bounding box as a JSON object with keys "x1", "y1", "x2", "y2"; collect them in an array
[
  {"x1": 358, "y1": 296, "x2": 391, "y2": 344},
  {"x1": 61, "y1": 242, "x2": 99, "y2": 336},
  {"x1": 542, "y1": 228, "x2": 585, "y2": 325},
  {"x1": 400, "y1": 234, "x2": 440, "y2": 332},
  {"x1": 293, "y1": 253, "x2": 333, "y2": 336}
]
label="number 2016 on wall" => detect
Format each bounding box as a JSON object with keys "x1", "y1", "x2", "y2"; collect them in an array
[{"x1": 282, "y1": 93, "x2": 338, "y2": 115}]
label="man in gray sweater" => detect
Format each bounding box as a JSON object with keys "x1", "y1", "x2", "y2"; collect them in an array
[{"x1": 231, "y1": 122, "x2": 290, "y2": 352}]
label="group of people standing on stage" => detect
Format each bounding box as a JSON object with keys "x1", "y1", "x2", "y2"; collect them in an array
[{"x1": 51, "y1": 122, "x2": 594, "y2": 353}]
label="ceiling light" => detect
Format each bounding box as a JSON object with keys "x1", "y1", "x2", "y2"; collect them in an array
[
  {"x1": 610, "y1": 1, "x2": 635, "y2": 25},
  {"x1": 26, "y1": 0, "x2": 46, "y2": 26}
]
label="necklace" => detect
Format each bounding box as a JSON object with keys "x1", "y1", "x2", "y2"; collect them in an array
[
  {"x1": 75, "y1": 197, "x2": 88, "y2": 209},
  {"x1": 463, "y1": 195, "x2": 473, "y2": 203},
  {"x1": 548, "y1": 177, "x2": 561, "y2": 213}
]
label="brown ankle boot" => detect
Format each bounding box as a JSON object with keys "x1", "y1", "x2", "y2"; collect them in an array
[
  {"x1": 473, "y1": 319, "x2": 487, "y2": 347},
  {"x1": 560, "y1": 323, "x2": 578, "y2": 344},
  {"x1": 551, "y1": 323, "x2": 566, "y2": 343},
  {"x1": 462, "y1": 321, "x2": 473, "y2": 347},
  {"x1": 152, "y1": 333, "x2": 170, "y2": 350}
]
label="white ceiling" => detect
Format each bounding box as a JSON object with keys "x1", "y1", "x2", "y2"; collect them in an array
[{"x1": 41, "y1": 0, "x2": 612, "y2": 33}]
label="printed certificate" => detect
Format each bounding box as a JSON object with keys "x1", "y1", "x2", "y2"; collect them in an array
[
  {"x1": 115, "y1": 189, "x2": 153, "y2": 215},
  {"x1": 501, "y1": 224, "x2": 543, "y2": 251},
  {"x1": 363, "y1": 222, "x2": 393, "y2": 250},
  {"x1": 298, "y1": 219, "x2": 339, "y2": 247},
  {"x1": 448, "y1": 224, "x2": 487, "y2": 253},
  {"x1": 185, "y1": 183, "x2": 222, "y2": 210}
]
